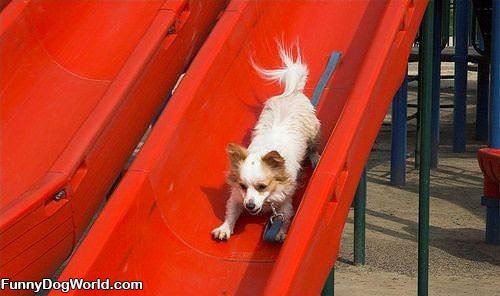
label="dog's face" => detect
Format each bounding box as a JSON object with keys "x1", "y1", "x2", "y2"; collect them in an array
[{"x1": 226, "y1": 143, "x2": 290, "y2": 215}]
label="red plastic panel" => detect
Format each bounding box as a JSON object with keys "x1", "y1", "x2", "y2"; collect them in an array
[
  {"x1": 478, "y1": 148, "x2": 500, "y2": 199},
  {"x1": 53, "y1": 0, "x2": 427, "y2": 295},
  {"x1": 0, "y1": 0, "x2": 10, "y2": 11},
  {"x1": 0, "y1": 0, "x2": 225, "y2": 292}
]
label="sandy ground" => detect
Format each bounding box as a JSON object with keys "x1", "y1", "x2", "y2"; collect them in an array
[{"x1": 334, "y1": 63, "x2": 500, "y2": 295}]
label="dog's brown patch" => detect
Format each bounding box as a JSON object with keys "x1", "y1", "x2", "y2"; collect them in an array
[
  {"x1": 262, "y1": 150, "x2": 284, "y2": 169},
  {"x1": 226, "y1": 143, "x2": 247, "y2": 185},
  {"x1": 261, "y1": 151, "x2": 290, "y2": 184}
]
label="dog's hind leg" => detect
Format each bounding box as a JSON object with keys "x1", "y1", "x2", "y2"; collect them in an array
[{"x1": 308, "y1": 131, "x2": 321, "y2": 168}]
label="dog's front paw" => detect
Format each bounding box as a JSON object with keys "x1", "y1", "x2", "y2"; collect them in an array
[
  {"x1": 275, "y1": 229, "x2": 287, "y2": 242},
  {"x1": 212, "y1": 223, "x2": 232, "y2": 240}
]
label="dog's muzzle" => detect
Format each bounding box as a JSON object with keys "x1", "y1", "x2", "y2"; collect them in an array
[{"x1": 245, "y1": 201, "x2": 262, "y2": 215}]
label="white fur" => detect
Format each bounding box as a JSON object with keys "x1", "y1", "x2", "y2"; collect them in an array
[{"x1": 212, "y1": 45, "x2": 320, "y2": 242}]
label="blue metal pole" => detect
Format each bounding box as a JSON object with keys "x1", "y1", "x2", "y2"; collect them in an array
[
  {"x1": 481, "y1": 0, "x2": 500, "y2": 246},
  {"x1": 482, "y1": 197, "x2": 500, "y2": 245},
  {"x1": 431, "y1": 0, "x2": 442, "y2": 168},
  {"x1": 490, "y1": 0, "x2": 500, "y2": 148},
  {"x1": 476, "y1": 62, "x2": 490, "y2": 141},
  {"x1": 391, "y1": 74, "x2": 408, "y2": 186},
  {"x1": 481, "y1": 0, "x2": 500, "y2": 245},
  {"x1": 453, "y1": 0, "x2": 469, "y2": 153}
]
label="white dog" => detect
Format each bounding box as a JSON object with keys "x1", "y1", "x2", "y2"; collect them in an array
[{"x1": 212, "y1": 45, "x2": 321, "y2": 242}]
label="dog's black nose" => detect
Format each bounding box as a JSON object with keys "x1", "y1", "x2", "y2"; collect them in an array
[{"x1": 246, "y1": 201, "x2": 256, "y2": 210}]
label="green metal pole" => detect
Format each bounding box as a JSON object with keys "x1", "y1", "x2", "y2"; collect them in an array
[
  {"x1": 321, "y1": 267, "x2": 334, "y2": 296},
  {"x1": 354, "y1": 168, "x2": 366, "y2": 266},
  {"x1": 441, "y1": 0, "x2": 450, "y2": 48},
  {"x1": 418, "y1": 1, "x2": 434, "y2": 296},
  {"x1": 415, "y1": 33, "x2": 423, "y2": 169}
]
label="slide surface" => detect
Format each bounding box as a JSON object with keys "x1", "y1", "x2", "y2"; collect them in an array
[
  {"x1": 0, "y1": 0, "x2": 224, "y2": 291},
  {"x1": 53, "y1": 1, "x2": 427, "y2": 295}
]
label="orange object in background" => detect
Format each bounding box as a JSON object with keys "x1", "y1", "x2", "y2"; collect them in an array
[
  {"x1": 0, "y1": 0, "x2": 225, "y2": 293},
  {"x1": 478, "y1": 148, "x2": 500, "y2": 199},
  {"x1": 52, "y1": 1, "x2": 427, "y2": 295}
]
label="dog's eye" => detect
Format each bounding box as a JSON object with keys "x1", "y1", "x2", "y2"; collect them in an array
[
  {"x1": 255, "y1": 183, "x2": 267, "y2": 191},
  {"x1": 239, "y1": 183, "x2": 247, "y2": 190}
]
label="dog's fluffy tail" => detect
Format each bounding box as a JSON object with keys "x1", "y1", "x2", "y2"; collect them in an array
[{"x1": 253, "y1": 43, "x2": 308, "y2": 97}]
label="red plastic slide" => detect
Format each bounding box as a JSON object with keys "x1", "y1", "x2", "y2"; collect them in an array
[
  {"x1": 52, "y1": 1, "x2": 427, "y2": 295},
  {"x1": 0, "y1": 0, "x2": 224, "y2": 292}
]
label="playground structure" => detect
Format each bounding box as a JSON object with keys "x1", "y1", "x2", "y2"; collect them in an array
[
  {"x1": 0, "y1": 0, "x2": 498, "y2": 295},
  {"x1": 383, "y1": 1, "x2": 500, "y2": 294},
  {"x1": 389, "y1": 0, "x2": 500, "y2": 247}
]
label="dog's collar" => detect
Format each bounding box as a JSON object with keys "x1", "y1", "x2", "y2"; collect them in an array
[{"x1": 267, "y1": 202, "x2": 284, "y2": 223}]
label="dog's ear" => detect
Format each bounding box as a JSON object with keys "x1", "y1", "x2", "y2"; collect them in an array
[
  {"x1": 227, "y1": 143, "x2": 247, "y2": 166},
  {"x1": 262, "y1": 150, "x2": 285, "y2": 169}
]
